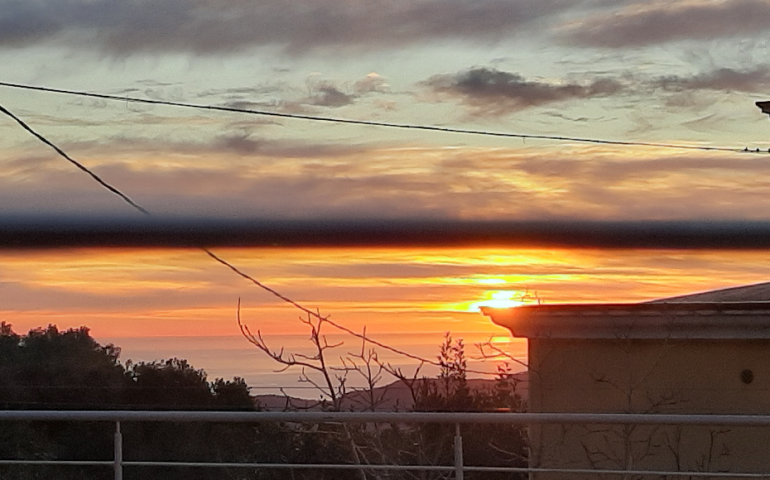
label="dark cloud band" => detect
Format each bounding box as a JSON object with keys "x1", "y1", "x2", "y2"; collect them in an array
[
  {"x1": 564, "y1": 0, "x2": 770, "y2": 48},
  {"x1": 423, "y1": 65, "x2": 770, "y2": 115},
  {"x1": 655, "y1": 66, "x2": 770, "y2": 93},
  {"x1": 0, "y1": 0, "x2": 567, "y2": 54},
  {"x1": 424, "y1": 67, "x2": 623, "y2": 114}
]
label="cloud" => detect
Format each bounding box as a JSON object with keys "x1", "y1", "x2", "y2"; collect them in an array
[
  {"x1": 198, "y1": 84, "x2": 293, "y2": 113},
  {"x1": 422, "y1": 64, "x2": 770, "y2": 117},
  {"x1": 424, "y1": 68, "x2": 623, "y2": 115},
  {"x1": 222, "y1": 99, "x2": 315, "y2": 116},
  {"x1": 209, "y1": 134, "x2": 370, "y2": 158},
  {"x1": 301, "y1": 74, "x2": 392, "y2": 108},
  {"x1": 564, "y1": 0, "x2": 770, "y2": 48},
  {"x1": 207, "y1": 74, "x2": 389, "y2": 112},
  {"x1": 307, "y1": 84, "x2": 356, "y2": 108},
  {"x1": 65, "y1": 133, "x2": 373, "y2": 160},
  {"x1": 654, "y1": 66, "x2": 770, "y2": 93},
  {"x1": 198, "y1": 86, "x2": 285, "y2": 98},
  {"x1": 0, "y1": 162, "x2": 460, "y2": 220},
  {"x1": 0, "y1": 1, "x2": 59, "y2": 46},
  {"x1": 7, "y1": 129, "x2": 770, "y2": 223},
  {"x1": 517, "y1": 154, "x2": 770, "y2": 184},
  {"x1": 353, "y1": 73, "x2": 390, "y2": 95},
  {"x1": 0, "y1": 0, "x2": 570, "y2": 55}
]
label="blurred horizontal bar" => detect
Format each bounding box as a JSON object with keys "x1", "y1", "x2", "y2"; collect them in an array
[
  {"x1": 7, "y1": 409, "x2": 770, "y2": 425},
  {"x1": 2, "y1": 217, "x2": 770, "y2": 249}
]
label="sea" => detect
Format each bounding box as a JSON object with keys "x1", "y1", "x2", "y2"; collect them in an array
[{"x1": 99, "y1": 332, "x2": 527, "y2": 399}]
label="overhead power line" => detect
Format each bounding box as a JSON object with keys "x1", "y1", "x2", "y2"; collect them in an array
[
  {"x1": 0, "y1": 102, "x2": 493, "y2": 374},
  {"x1": 0, "y1": 104, "x2": 149, "y2": 214},
  {"x1": 0, "y1": 81, "x2": 764, "y2": 155}
]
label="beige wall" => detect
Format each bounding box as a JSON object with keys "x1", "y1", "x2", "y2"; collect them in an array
[{"x1": 528, "y1": 338, "x2": 770, "y2": 478}]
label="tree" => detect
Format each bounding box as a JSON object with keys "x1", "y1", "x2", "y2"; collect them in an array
[
  {"x1": 125, "y1": 358, "x2": 214, "y2": 409},
  {"x1": 406, "y1": 334, "x2": 527, "y2": 480},
  {"x1": 0, "y1": 323, "x2": 124, "y2": 479},
  {"x1": 239, "y1": 303, "x2": 529, "y2": 480},
  {"x1": 0, "y1": 324, "x2": 125, "y2": 409},
  {"x1": 0, "y1": 323, "x2": 299, "y2": 480},
  {"x1": 0, "y1": 319, "x2": 528, "y2": 479}
]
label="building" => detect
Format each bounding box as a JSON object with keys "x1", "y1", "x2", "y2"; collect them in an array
[{"x1": 482, "y1": 282, "x2": 770, "y2": 478}]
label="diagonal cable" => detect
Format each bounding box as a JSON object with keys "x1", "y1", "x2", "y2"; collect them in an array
[
  {"x1": 0, "y1": 102, "x2": 463, "y2": 371},
  {"x1": 206, "y1": 249, "x2": 444, "y2": 366},
  {"x1": 0, "y1": 104, "x2": 150, "y2": 215}
]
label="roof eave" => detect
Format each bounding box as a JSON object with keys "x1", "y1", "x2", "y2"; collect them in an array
[{"x1": 481, "y1": 302, "x2": 770, "y2": 340}]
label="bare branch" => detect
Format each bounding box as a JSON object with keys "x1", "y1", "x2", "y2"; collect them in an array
[{"x1": 475, "y1": 339, "x2": 529, "y2": 370}]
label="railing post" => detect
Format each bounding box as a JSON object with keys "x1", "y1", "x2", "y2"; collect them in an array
[
  {"x1": 454, "y1": 423, "x2": 464, "y2": 480},
  {"x1": 114, "y1": 421, "x2": 123, "y2": 480}
]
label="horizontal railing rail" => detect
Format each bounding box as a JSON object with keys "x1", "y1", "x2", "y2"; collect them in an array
[
  {"x1": 4, "y1": 411, "x2": 770, "y2": 479},
  {"x1": 6, "y1": 410, "x2": 770, "y2": 425}
]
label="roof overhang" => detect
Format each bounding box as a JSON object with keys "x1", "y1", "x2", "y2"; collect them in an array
[
  {"x1": 482, "y1": 302, "x2": 770, "y2": 340},
  {"x1": 758, "y1": 100, "x2": 770, "y2": 117}
]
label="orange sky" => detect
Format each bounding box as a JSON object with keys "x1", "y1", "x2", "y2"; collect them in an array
[
  {"x1": 2, "y1": 246, "x2": 768, "y2": 340},
  {"x1": 2, "y1": 245, "x2": 770, "y2": 389}
]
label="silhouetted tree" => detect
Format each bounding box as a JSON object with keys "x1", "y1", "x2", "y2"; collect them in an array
[
  {"x1": 0, "y1": 324, "x2": 124, "y2": 479},
  {"x1": 405, "y1": 333, "x2": 527, "y2": 479},
  {"x1": 0, "y1": 323, "x2": 302, "y2": 480},
  {"x1": 0, "y1": 322, "x2": 527, "y2": 479},
  {"x1": 0, "y1": 324, "x2": 124, "y2": 409}
]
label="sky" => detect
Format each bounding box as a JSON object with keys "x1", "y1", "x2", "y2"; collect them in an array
[{"x1": 1, "y1": 0, "x2": 770, "y2": 387}]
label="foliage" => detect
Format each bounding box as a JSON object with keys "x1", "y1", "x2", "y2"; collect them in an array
[
  {"x1": 126, "y1": 358, "x2": 214, "y2": 409},
  {"x1": 0, "y1": 322, "x2": 528, "y2": 479},
  {"x1": 0, "y1": 323, "x2": 124, "y2": 409},
  {"x1": 404, "y1": 333, "x2": 527, "y2": 480},
  {"x1": 0, "y1": 322, "x2": 275, "y2": 480}
]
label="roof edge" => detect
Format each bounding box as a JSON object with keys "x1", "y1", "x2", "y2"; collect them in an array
[{"x1": 481, "y1": 302, "x2": 770, "y2": 340}]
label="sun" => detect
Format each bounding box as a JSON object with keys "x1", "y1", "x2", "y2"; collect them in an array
[{"x1": 467, "y1": 290, "x2": 528, "y2": 312}]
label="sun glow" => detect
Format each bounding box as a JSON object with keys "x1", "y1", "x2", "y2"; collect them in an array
[
  {"x1": 476, "y1": 278, "x2": 507, "y2": 285},
  {"x1": 489, "y1": 335, "x2": 512, "y2": 344},
  {"x1": 466, "y1": 290, "x2": 530, "y2": 312}
]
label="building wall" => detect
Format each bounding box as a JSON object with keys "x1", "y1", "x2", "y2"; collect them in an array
[{"x1": 527, "y1": 338, "x2": 770, "y2": 478}]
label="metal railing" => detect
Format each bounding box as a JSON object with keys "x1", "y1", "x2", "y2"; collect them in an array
[{"x1": 4, "y1": 411, "x2": 770, "y2": 479}]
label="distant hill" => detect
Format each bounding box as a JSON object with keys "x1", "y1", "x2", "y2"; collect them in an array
[
  {"x1": 252, "y1": 394, "x2": 321, "y2": 410},
  {"x1": 254, "y1": 372, "x2": 528, "y2": 412}
]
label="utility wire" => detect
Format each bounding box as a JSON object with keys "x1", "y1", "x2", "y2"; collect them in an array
[
  {"x1": 206, "y1": 249, "x2": 446, "y2": 367},
  {"x1": 0, "y1": 104, "x2": 150, "y2": 215},
  {"x1": 0, "y1": 81, "x2": 762, "y2": 154},
  {"x1": 0, "y1": 102, "x2": 495, "y2": 374}
]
